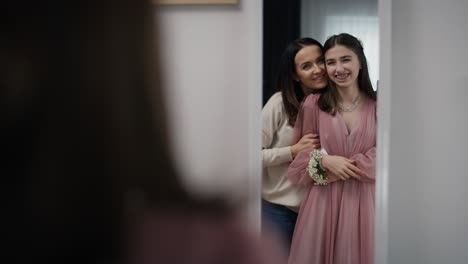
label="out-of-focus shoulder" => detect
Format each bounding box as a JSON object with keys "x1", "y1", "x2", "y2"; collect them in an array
[{"x1": 131, "y1": 209, "x2": 287, "y2": 264}]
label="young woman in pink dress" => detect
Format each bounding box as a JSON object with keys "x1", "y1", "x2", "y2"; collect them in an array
[{"x1": 287, "y1": 33, "x2": 377, "y2": 264}]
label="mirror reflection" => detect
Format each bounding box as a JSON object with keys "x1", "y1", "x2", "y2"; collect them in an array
[{"x1": 262, "y1": 0, "x2": 378, "y2": 263}]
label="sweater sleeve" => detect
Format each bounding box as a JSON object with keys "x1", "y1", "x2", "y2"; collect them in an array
[
  {"x1": 287, "y1": 94, "x2": 320, "y2": 186},
  {"x1": 262, "y1": 93, "x2": 292, "y2": 168}
]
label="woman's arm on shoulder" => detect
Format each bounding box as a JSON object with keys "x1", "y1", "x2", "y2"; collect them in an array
[
  {"x1": 287, "y1": 94, "x2": 321, "y2": 186},
  {"x1": 291, "y1": 93, "x2": 321, "y2": 143}
]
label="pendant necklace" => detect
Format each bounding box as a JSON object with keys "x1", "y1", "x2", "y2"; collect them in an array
[{"x1": 338, "y1": 94, "x2": 361, "y2": 112}]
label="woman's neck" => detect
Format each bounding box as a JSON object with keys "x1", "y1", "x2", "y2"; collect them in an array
[{"x1": 337, "y1": 84, "x2": 360, "y2": 104}]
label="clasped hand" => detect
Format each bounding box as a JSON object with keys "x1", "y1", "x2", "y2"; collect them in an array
[{"x1": 321, "y1": 155, "x2": 364, "y2": 182}]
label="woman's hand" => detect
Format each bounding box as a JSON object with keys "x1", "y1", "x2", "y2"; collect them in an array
[
  {"x1": 327, "y1": 173, "x2": 342, "y2": 183},
  {"x1": 291, "y1": 133, "x2": 320, "y2": 159},
  {"x1": 321, "y1": 155, "x2": 363, "y2": 181}
]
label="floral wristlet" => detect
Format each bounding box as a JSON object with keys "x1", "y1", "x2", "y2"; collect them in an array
[{"x1": 307, "y1": 149, "x2": 328, "y2": 185}]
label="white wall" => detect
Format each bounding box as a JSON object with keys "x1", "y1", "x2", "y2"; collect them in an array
[
  {"x1": 301, "y1": 0, "x2": 379, "y2": 89},
  {"x1": 155, "y1": 2, "x2": 262, "y2": 226},
  {"x1": 376, "y1": 0, "x2": 468, "y2": 263}
]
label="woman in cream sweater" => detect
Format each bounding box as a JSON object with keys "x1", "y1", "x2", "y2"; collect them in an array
[{"x1": 262, "y1": 37, "x2": 327, "y2": 251}]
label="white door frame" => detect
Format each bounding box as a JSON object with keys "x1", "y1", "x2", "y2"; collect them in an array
[{"x1": 375, "y1": 0, "x2": 391, "y2": 263}]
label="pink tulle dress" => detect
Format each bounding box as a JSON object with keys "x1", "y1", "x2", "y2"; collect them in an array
[{"x1": 288, "y1": 94, "x2": 376, "y2": 264}]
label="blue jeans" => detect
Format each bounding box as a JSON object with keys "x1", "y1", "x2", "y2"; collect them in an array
[{"x1": 261, "y1": 200, "x2": 298, "y2": 252}]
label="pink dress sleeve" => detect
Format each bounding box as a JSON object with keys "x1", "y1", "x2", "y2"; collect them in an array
[
  {"x1": 351, "y1": 147, "x2": 376, "y2": 183},
  {"x1": 288, "y1": 94, "x2": 320, "y2": 186},
  {"x1": 351, "y1": 100, "x2": 377, "y2": 183}
]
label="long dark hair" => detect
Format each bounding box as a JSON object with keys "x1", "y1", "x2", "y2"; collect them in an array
[
  {"x1": 318, "y1": 33, "x2": 377, "y2": 114},
  {"x1": 2, "y1": 0, "x2": 223, "y2": 262},
  {"x1": 276, "y1": 38, "x2": 324, "y2": 126}
]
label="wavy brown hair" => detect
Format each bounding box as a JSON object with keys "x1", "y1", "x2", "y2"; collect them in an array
[{"x1": 318, "y1": 33, "x2": 376, "y2": 114}]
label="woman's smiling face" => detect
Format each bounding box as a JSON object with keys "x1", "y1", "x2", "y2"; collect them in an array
[
  {"x1": 294, "y1": 44, "x2": 327, "y2": 91},
  {"x1": 324, "y1": 44, "x2": 361, "y2": 89}
]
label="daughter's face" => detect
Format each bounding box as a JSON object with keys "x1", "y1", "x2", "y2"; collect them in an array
[{"x1": 324, "y1": 45, "x2": 361, "y2": 89}]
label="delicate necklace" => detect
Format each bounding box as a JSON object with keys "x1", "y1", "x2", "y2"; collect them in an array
[{"x1": 338, "y1": 94, "x2": 361, "y2": 112}]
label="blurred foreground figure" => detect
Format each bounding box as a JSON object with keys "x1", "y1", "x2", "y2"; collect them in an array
[{"x1": 1, "y1": 0, "x2": 285, "y2": 263}]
